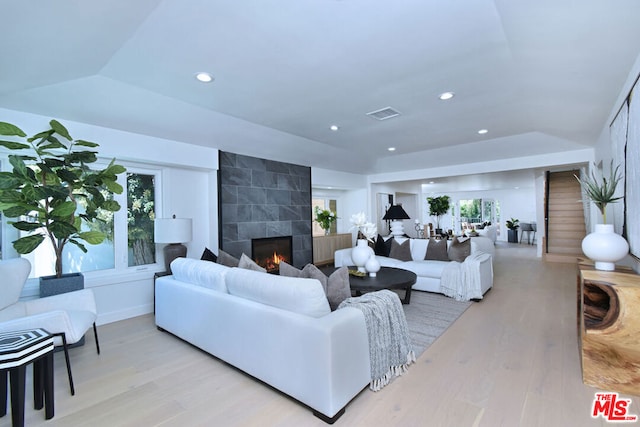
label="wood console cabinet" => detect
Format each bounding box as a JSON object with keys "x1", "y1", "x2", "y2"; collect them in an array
[
  {"x1": 578, "y1": 264, "x2": 640, "y2": 395},
  {"x1": 312, "y1": 233, "x2": 352, "y2": 266}
]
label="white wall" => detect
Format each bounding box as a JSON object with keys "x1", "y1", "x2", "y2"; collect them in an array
[
  {"x1": 591, "y1": 51, "x2": 640, "y2": 272},
  {"x1": 312, "y1": 167, "x2": 369, "y2": 242},
  {"x1": 339, "y1": 188, "x2": 368, "y2": 243}
]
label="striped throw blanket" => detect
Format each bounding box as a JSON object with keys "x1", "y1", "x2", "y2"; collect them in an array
[{"x1": 339, "y1": 290, "x2": 416, "y2": 391}]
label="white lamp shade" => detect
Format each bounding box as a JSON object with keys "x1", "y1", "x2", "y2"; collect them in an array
[{"x1": 154, "y1": 218, "x2": 193, "y2": 244}]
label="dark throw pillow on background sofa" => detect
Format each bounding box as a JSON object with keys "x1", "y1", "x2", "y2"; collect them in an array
[
  {"x1": 448, "y1": 237, "x2": 471, "y2": 262},
  {"x1": 374, "y1": 234, "x2": 393, "y2": 257},
  {"x1": 424, "y1": 238, "x2": 449, "y2": 261},
  {"x1": 389, "y1": 238, "x2": 412, "y2": 261}
]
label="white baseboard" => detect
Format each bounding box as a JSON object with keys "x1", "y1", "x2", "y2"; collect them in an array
[{"x1": 96, "y1": 303, "x2": 153, "y2": 326}]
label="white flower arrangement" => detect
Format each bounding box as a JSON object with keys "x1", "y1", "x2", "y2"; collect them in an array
[{"x1": 350, "y1": 212, "x2": 377, "y2": 242}]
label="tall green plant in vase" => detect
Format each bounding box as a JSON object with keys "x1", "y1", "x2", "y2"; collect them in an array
[
  {"x1": 574, "y1": 161, "x2": 628, "y2": 271},
  {"x1": 575, "y1": 161, "x2": 622, "y2": 224},
  {"x1": 0, "y1": 120, "x2": 127, "y2": 278},
  {"x1": 427, "y1": 195, "x2": 450, "y2": 234}
]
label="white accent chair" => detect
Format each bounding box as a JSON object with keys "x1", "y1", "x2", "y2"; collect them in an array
[{"x1": 0, "y1": 258, "x2": 100, "y2": 395}]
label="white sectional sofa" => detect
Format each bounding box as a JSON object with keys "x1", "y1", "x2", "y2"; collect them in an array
[
  {"x1": 334, "y1": 237, "x2": 493, "y2": 299},
  {"x1": 155, "y1": 258, "x2": 370, "y2": 424}
]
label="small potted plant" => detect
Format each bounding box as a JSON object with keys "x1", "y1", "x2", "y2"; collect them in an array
[
  {"x1": 575, "y1": 161, "x2": 622, "y2": 224},
  {"x1": 427, "y1": 195, "x2": 450, "y2": 235},
  {"x1": 506, "y1": 218, "x2": 519, "y2": 243},
  {"x1": 0, "y1": 119, "x2": 126, "y2": 292},
  {"x1": 575, "y1": 161, "x2": 628, "y2": 270},
  {"x1": 314, "y1": 206, "x2": 337, "y2": 235}
]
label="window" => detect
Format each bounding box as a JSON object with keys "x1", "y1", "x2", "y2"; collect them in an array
[
  {"x1": 459, "y1": 199, "x2": 482, "y2": 225},
  {"x1": 459, "y1": 198, "x2": 500, "y2": 234},
  {"x1": 127, "y1": 173, "x2": 156, "y2": 267}
]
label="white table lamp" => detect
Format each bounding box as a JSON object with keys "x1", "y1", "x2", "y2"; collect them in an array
[{"x1": 154, "y1": 215, "x2": 192, "y2": 274}]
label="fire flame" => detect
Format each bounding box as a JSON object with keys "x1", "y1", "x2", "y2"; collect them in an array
[{"x1": 260, "y1": 251, "x2": 288, "y2": 272}]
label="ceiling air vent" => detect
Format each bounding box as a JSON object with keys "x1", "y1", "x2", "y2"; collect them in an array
[{"x1": 366, "y1": 106, "x2": 401, "y2": 121}]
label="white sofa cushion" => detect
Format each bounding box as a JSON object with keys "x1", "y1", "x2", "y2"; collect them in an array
[
  {"x1": 171, "y1": 258, "x2": 230, "y2": 293},
  {"x1": 410, "y1": 238, "x2": 429, "y2": 261},
  {"x1": 375, "y1": 256, "x2": 405, "y2": 268},
  {"x1": 226, "y1": 268, "x2": 331, "y2": 318},
  {"x1": 402, "y1": 260, "x2": 449, "y2": 278},
  {"x1": 0, "y1": 301, "x2": 27, "y2": 322}
]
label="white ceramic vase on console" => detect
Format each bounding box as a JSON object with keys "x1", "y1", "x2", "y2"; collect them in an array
[
  {"x1": 582, "y1": 224, "x2": 629, "y2": 271},
  {"x1": 352, "y1": 239, "x2": 373, "y2": 273}
]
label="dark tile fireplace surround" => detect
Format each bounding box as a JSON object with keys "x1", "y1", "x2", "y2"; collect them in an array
[{"x1": 218, "y1": 151, "x2": 312, "y2": 269}]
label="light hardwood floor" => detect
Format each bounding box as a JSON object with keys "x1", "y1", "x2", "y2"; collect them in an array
[{"x1": 6, "y1": 243, "x2": 639, "y2": 427}]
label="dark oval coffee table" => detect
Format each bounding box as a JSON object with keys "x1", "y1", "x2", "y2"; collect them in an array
[{"x1": 347, "y1": 266, "x2": 417, "y2": 304}]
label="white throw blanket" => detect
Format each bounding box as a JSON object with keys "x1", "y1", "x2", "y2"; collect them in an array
[
  {"x1": 440, "y1": 252, "x2": 491, "y2": 301},
  {"x1": 338, "y1": 290, "x2": 415, "y2": 391}
]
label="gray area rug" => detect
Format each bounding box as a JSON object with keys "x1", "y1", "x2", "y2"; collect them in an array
[{"x1": 402, "y1": 290, "x2": 472, "y2": 357}]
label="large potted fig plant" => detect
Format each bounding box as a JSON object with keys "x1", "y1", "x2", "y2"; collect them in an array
[
  {"x1": 427, "y1": 195, "x2": 451, "y2": 235},
  {"x1": 0, "y1": 119, "x2": 126, "y2": 294}
]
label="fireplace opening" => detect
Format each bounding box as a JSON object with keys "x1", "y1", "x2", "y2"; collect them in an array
[{"x1": 251, "y1": 236, "x2": 293, "y2": 273}]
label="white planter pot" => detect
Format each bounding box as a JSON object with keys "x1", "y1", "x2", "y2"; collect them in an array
[
  {"x1": 581, "y1": 224, "x2": 629, "y2": 271},
  {"x1": 352, "y1": 239, "x2": 372, "y2": 273}
]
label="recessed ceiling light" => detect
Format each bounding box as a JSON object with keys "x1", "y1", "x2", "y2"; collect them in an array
[
  {"x1": 429, "y1": 181, "x2": 435, "y2": 184},
  {"x1": 388, "y1": 147, "x2": 396, "y2": 152},
  {"x1": 330, "y1": 125, "x2": 339, "y2": 131},
  {"x1": 478, "y1": 129, "x2": 488, "y2": 134},
  {"x1": 439, "y1": 92, "x2": 455, "y2": 100},
  {"x1": 195, "y1": 72, "x2": 213, "y2": 83}
]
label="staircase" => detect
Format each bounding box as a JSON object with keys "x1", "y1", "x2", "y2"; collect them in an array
[{"x1": 544, "y1": 170, "x2": 587, "y2": 263}]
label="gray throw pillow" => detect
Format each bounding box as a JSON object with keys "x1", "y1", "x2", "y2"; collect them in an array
[
  {"x1": 389, "y1": 238, "x2": 412, "y2": 261},
  {"x1": 448, "y1": 237, "x2": 471, "y2": 262},
  {"x1": 238, "y1": 253, "x2": 267, "y2": 273},
  {"x1": 302, "y1": 264, "x2": 329, "y2": 294},
  {"x1": 425, "y1": 238, "x2": 449, "y2": 261},
  {"x1": 278, "y1": 261, "x2": 303, "y2": 277},
  {"x1": 325, "y1": 267, "x2": 351, "y2": 311},
  {"x1": 279, "y1": 263, "x2": 350, "y2": 311},
  {"x1": 217, "y1": 249, "x2": 240, "y2": 267}
]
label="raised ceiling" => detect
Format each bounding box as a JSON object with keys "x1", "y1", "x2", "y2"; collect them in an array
[{"x1": 1, "y1": 0, "x2": 639, "y2": 175}]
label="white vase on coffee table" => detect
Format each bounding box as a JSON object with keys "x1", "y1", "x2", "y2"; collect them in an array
[
  {"x1": 352, "y1": 239, "x2": 372, "y2": 273},
  {"x1": 365, "y1": 255, "x2": 381, "y2": 277}
]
